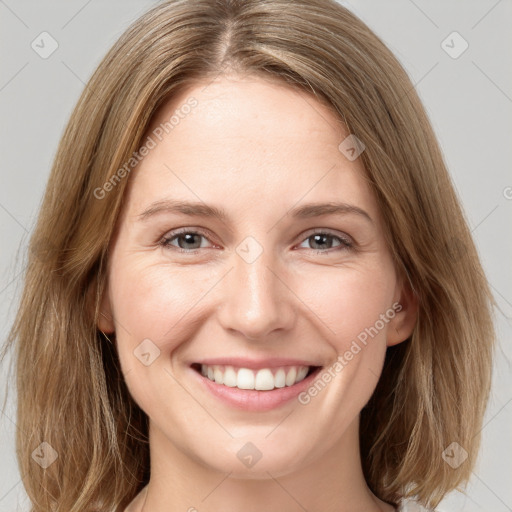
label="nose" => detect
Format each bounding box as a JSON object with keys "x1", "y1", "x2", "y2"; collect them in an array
[{"x1": 217, "y1": 245, "x2": 296, "y2": 341}]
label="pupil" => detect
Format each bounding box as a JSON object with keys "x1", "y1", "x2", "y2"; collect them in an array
[
  {"x1": 312, "y1": 234, "x2": 331, "y2": 250},
  {"x1": 181, "y1": 233, "x2": 200, "y2": 249}
]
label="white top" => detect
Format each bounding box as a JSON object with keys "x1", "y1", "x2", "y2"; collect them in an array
[{"x1": 397, "y1": 499, "x2": 435, "y2": 511}]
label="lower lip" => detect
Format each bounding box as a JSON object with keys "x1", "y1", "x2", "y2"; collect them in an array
[{"x1": 190, "y1": 366, "x2": 322, "y2": 411}]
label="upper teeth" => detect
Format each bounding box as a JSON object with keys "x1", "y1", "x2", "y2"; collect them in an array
[{"x1": 200, "y1": 364, "x2": 310, "y2": 390}]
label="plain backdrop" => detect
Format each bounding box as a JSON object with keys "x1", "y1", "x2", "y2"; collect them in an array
[{"x1": 0, "y1": 1, "x2": 511, "y2": 511}]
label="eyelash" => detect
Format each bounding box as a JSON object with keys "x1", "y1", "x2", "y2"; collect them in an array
[{"x1": 159, "y1": 228, "x2": 354, "y2": 255}]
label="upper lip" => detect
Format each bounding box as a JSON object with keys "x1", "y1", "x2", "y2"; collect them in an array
[{"x1": 192, "y1": 357, "x2": 323, "y2": 370}]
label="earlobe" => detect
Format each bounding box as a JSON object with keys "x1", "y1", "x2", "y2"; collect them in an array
[
  {"x1": 96, "y1": 283, "x2": 115, "y2": 334},
  {"x1": 387, "y1": 278, "x2": 419, "y2": 347}
]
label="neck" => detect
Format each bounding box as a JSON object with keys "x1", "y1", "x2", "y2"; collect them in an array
[{"x1": 129, "y1": 416, "x2": 394, "y2": 512}]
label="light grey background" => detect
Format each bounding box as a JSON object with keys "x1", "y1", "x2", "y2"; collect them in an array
[{"x1": 0, "y1": 1, "x2": 511, "y2": 511}]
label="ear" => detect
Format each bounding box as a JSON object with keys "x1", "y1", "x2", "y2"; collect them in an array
[
  {"x1": 386, "y1": 273, "x2": 419, "y2": 347},
  {"x1": 96, "y1": 280, "x2": 115, "y2": 335}
]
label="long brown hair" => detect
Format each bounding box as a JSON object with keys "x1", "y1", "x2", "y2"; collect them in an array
[{"x1": 1, "y1": 0, "x2": 495, "y2": 510}]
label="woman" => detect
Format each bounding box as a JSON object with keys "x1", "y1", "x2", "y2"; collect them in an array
[{"x1": 2, "y1": 0, "x2": 495, "y2": 511}]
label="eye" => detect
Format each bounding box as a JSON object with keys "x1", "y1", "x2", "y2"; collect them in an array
[
  {"x1": 159, "y1": 228, "x2": 354, "y2": 254},
  {"x1": 160, "y1": 229, "x2": 214, "y2": 253},
  {"x1": 296, "y1": 229, "x2": 354, "y2": 252}
]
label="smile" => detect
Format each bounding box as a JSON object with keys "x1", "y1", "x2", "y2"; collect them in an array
[
  {"x1": 190, "y1": 362, "x2": 323, "y2": 411},
  {"x1": 196, "y1": 363, "x2": 314, "y2": 390}
]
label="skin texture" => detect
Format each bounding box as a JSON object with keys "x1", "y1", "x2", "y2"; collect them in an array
[{"x1": 98, "y1": 74, "x2": 417, "y2": 512}]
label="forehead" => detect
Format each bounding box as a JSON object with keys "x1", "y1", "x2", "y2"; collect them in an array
[{"x1": 124, "y1": 75, "x2": 378, "y2": 223}]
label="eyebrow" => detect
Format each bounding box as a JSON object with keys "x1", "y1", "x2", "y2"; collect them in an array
[{"x1": 137, "y1": 199, "x2": 373, "y2": 223}]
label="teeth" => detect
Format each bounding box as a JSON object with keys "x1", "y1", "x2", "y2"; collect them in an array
[
  {"x1": 223, "y1": 366, "x2": 237, "y2": 387},
  {"x1": 285, "y1": 367, "x2": 297, "y2": 386},
  {"x1": 200, "y1": 364, "x2": 311, "y2": 390},
  {"x1": 213, "y1": 367, "x2": 223, "y2": 385},
  {"x1": 297, "y1": 366, "x2": 308, "y2": 381},
  {"x1": 274, "y1": 369, "x2": 286, "y2": 388},
  {"x1": 255, "y1": 369, "x2": 274, "y2": 390},
  {"x1": 237, "y1": 368, "x2": 255, "y2": 389}
]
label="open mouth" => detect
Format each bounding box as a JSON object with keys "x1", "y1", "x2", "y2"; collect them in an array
[{"x1": 191, "y1": 363, "x2": 322, "y2": 391}]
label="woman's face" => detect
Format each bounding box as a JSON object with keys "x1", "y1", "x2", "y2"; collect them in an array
[{"x1": 99, "y1": 74, "x2": 415, "y2": 477}]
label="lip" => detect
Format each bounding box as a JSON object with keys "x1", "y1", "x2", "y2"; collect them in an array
[
  {"x1": 188, "y1": 363, "x2": 323, "y2": 412},
  {"x1": 192, "y1": 357, "x2": 322, "y2": 370}
]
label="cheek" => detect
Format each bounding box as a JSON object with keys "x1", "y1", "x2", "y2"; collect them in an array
[
  {"x1": 295, "y1": 264, "x2": 396, "y2": 350},
  {"x1": 107, "y1": 255, "x2": 208, "y2": 376},
  {"x1": 107, "y1": 257, "x2": 208, "y2": 411},
  {"x1": 109, "y1": 252, "x2": 397, "y2": 353},
  {"x1": 293, "y1": 269, "x2": 397, "y2": 423}
]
